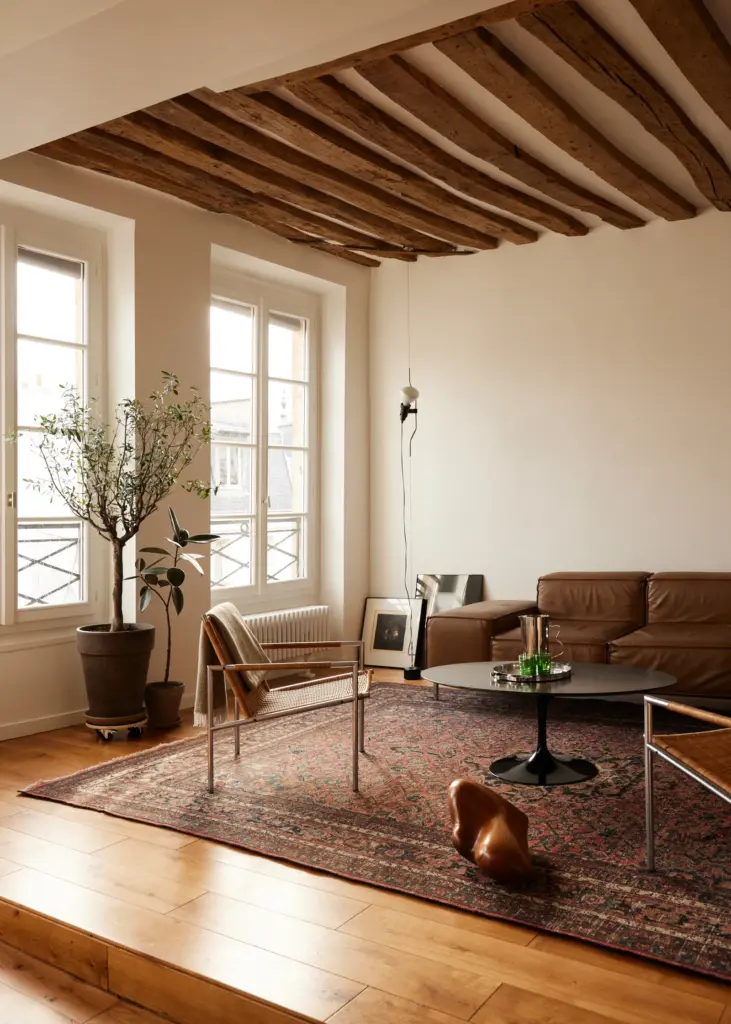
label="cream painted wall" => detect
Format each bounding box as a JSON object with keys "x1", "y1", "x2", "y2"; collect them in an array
[
  {"x1": 0, "y1": 0, "x2": 512, "y2": 159},
  {"x1": 370, "y1": 212, "x2": 731, "y2": 603},
  {"x1": 0, "y1": 153, "x2": 370, "y2": 738}
]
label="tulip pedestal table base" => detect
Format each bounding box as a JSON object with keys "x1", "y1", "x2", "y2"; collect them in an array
[{"x1": 422, "y1": 662, "x2": 674, "y2": 787}]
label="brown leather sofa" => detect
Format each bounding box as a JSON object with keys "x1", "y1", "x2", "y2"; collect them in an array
[{"x1": 425, "y1": 571, "x2": 731, "y2": 697}]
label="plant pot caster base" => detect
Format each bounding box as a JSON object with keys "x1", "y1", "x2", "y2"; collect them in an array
[{"x1": 85, "y1": 713, "x2": 147, "y2": 742}]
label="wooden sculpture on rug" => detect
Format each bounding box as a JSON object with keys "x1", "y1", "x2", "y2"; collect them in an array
[{"x1": 448, "y1": 778, "x2": 531, "y2": 884}]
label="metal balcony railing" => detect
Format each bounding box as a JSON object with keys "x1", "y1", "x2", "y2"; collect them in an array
[
  {"x1": 210, "y1": 518, "x2": 253, "y2": 589},
  {"x1": 211, "y1": 515, "x2": 304, "y2": 589},
  {"x1": 16, "y1": 516, "x2": 305, "y2": 606},
  {"x1": 17, "y1": 522, "x2": 82, "y2": 607}
]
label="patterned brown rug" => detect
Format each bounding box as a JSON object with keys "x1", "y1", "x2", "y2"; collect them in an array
[{"x1": 23, "y1": 684, "x2": 731, "y2": 980}]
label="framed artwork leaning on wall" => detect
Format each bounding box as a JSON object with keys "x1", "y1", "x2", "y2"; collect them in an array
[{"x1": 362, "y1": 598, "x2": 427, "y2": 668}]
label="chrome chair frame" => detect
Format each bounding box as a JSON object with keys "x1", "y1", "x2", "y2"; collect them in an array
[
  {"x1": 644, "y1": 694, "x2": 731, "y2": 870},
  {"x1": 204, "y1": 637, "x2": 368, "y2": 795}
]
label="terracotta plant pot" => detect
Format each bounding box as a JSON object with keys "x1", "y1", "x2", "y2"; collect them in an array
[
  {"x1": 77, "y1": 623, "x2": 155, "y2": 730},
  {"x1": 145, "y1": 681, "x2": 184, "y2": 730}
]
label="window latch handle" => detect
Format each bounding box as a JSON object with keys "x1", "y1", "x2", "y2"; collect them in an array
[{"x1": 6, "y1": 492, "x2": 16, "y2": 509}]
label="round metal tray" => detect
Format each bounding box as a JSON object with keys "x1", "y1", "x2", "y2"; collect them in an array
[{"x1": 492, "y1": 661, "x2": 572, "y2": 684}]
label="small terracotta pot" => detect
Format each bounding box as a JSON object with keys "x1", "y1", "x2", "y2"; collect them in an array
[{"x1": 145, "y1": 681, "x2": 184, "y2": 730}]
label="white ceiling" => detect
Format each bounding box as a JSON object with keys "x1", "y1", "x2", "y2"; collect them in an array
[
  {"x1": 0, "y1": 0, "x2": 511, "y2": 160},
  {"x1": 0, "y1": 0, "x2": 125, "y2": 59}
]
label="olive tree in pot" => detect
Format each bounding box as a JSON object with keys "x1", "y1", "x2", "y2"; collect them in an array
[
  {"x1": 31, "y1": 372, "x2": 212, "y2": 737},
  {"x1": 129, "y1": 508, "x2": 218, "y2": 729}
]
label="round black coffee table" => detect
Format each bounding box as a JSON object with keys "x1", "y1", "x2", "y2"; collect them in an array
[{"x1": 421, "y1": 662, "x2": 674, "y2": 786}]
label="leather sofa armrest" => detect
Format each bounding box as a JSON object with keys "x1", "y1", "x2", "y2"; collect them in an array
[{"x1": 425, "y1": 600, "x2": 537, "y2": 668}]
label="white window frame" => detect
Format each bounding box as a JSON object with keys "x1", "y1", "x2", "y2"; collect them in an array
[
  {"x1": 210, "y1": 269, "x2": 319, "y2": 614},
  {"x1": 213, "y1": 444, "x2": 245, "y2": 490},
  {"x1": 0, "y1": 205, "x2": 106, "y2": 633}
]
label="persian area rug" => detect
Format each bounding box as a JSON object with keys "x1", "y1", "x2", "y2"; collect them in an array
[{"x1": 23, "y1": 684, "x2": 730, "y2": 980}]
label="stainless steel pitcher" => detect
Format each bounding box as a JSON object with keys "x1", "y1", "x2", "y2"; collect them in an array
[{"x1": 519, "y1": 614, "x2": 551, "y2": 656}]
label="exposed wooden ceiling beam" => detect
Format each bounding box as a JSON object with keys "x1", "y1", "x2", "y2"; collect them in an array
[
  {"x1": 288, "y1": 76, "x2": 590, "y2": 235},
  {"x1": 357, "y1": 54, "x2": 643, "y2": 228},
  {"x1": 238, "y1": 0, "x2": 567, "y2": 94},
  {"x1": 520, "y1": 2, "x2": 731, "y2": 210},
  {"x1": 629, "y1": 0, "x2": 731, "y2": 131},
  {"x1": 195, "y1": 88, "x2": 535, "y2": 245},
  {"x1": 36, "y1": 134, "x2": 394, "y2": 259},
  {"x1": 35, "y1": 138, "x2": 383, "y2": 267},
  {"x1": 436, "y1": 28, "x2": 698, "y2": 220},
  {"x1": 298, "y1": 245, "x2": 381, "y2": 267},
  {"x1": 143, "y1": 95, "x2": 518, "y2": 246},
  {"x1": 95, "y1": 113, "x2": 458, "y2": 253}
]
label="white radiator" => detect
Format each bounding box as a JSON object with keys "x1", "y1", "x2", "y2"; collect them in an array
[{"x1": 243, "y1": 605, "x2": 330, "y2": 662}]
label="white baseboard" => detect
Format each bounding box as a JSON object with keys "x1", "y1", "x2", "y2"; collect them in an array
[
  {"x1": 0, "y1": 709, "x2": 86, "y2": 742},
  {"x1": 0, "y1": 690, "x2": 198, "y2": 742}
]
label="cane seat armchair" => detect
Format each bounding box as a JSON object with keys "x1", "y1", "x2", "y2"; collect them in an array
[
  {"x1": 644, "y1": 696, "x2": 731, "y2": 869},
  {"x1": 202, "y1": 611, "x2": 372, "y2": 793}
]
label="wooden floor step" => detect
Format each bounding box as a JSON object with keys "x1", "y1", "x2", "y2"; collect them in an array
[
  {"x1": 0, "y1": 937, "x2": 165, "y2": 1024},
  {"x1": 0, "y1": 890, "x2": 320, "y2": 1024}
]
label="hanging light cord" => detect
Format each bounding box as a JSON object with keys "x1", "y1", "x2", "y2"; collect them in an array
[
  {"x1": 401, "y1": 419, "x2": 418, "y2": 661},
  {"x1": 401, "y1": 264, "x2": 417, "y2": 662}
]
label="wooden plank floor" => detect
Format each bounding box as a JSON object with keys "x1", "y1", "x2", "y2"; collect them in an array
[{"x1": 0, "y1": 671, "x2": 728, "y2": 1024}]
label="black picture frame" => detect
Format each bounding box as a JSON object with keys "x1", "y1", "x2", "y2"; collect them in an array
[{"x1": 361, "y1": 598, "x2": 427, "y2": 669}]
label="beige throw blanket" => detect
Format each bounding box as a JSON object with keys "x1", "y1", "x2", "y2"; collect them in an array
[{"x1": 195, "y1": 602, "x2": 270, "y2": 727}]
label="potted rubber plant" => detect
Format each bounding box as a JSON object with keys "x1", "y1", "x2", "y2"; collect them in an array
[
  {"x1": 130, "y1": 508, "x2": 218, "y2": 729},
  {"x1": 29, "y1": 372, "x2": 213, "y2": 737}
]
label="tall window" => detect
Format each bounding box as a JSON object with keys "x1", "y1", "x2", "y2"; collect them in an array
[
  {"x1": 16, "y1": 249, "x2": 87, "y2": 609},
  {"x1": 209, "y1": 277, "x2": 317, "y2": 606},
  {"x1": 1, "y1": 211, "x2": 103, "y2": 627},
  {"x1": 210, "y1": 300, "x2": 256, "y2": 590},
  {"x1": 267, "y1": 312, "x2": 309, "y2": 583}
]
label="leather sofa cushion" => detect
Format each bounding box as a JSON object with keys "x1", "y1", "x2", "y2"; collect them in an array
[
  {"x1": 538, "y1": 572, "x2": 650, "y2": 626},
  {"x1": 648, "y1": 573, "x2": 731, "y2": 625},
  {"x1": 425, "y1": 600, "x2": 536, "y2": 668},
  {"x1": 611, "y1": 623, "x2": 731, "y2": 649},
  {"x1": 610, "y1": 625, "x2": 731, "y2": 696},
  {"x1": 492, "y1": 620, "x2": 635, "y2": 665},
  {"x1": 429, "y1": 600, "x2": 538, "y2": 634}
]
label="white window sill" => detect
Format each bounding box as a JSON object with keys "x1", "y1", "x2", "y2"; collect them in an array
[{"x1": 0, "y1": 624, "x2": 81, "y2": 653}]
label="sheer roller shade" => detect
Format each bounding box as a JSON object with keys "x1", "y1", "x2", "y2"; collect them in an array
[
  {"x1": 18, "y1": 247, "x2": 83, "y2": 279},
  {"x1": 269, "y1": 311, "x2": 304, "y2": 332},
  {"x1": 212, "y1": 298, "x2": 253, "y2": 319}
]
